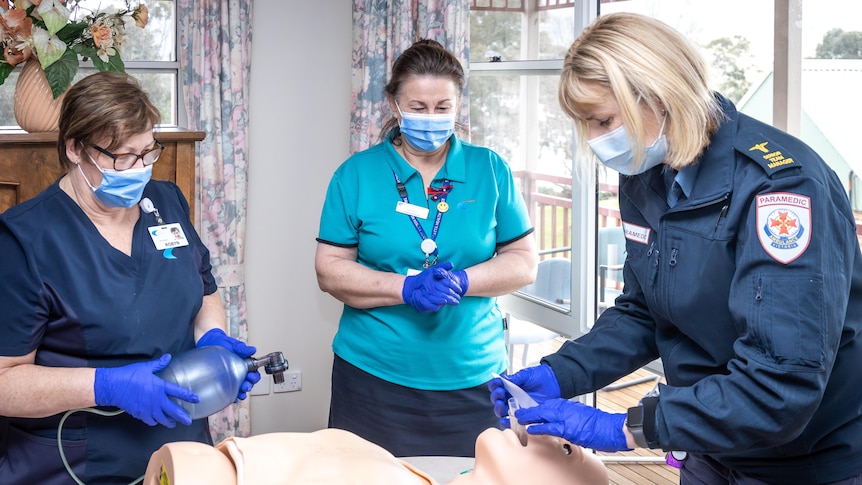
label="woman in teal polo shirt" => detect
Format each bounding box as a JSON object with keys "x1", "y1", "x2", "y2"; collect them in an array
[{"x1": 315, "y1": 39, "x2": 538, "y2": 457}]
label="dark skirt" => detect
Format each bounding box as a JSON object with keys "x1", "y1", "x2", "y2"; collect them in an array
[{"x1": 328, "y1": 354, "x2": 501, "y2": 457}]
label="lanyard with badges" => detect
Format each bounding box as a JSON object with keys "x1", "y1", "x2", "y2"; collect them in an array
[{"x1": 392, "y1": 171, "x2": 452, "y2": 268}]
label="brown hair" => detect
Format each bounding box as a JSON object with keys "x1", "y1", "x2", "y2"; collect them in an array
[
  {"x1": 380, "y1": 39, "x2": 465, "y2": 142},
  {"x1": 57, "y1": 71, "x2": 161, "y2": 168}
]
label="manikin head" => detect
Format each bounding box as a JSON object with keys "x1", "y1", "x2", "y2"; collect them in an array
[
  {"x1": 451, "y1": 427, "x2": 608, "y2": 485},
  {"x1": 144, "y1": 427, "x2": 608, "y2": 485}
]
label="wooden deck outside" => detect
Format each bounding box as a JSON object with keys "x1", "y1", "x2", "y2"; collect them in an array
[{"x1": 511, "y1": 337, "x2": 680, "y2": 485}]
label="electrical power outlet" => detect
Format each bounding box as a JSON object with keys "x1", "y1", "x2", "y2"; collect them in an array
[{"x1": 273, "y1": 369, "x2": 302, "y2": 393}]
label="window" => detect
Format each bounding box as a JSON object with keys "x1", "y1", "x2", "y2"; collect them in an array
[
  {"x1": 470, "y1": 0, "x2": 597, "y2": 339},
  {"x1": 603, "y1": 0, "x2": 862, "y2": 243},
  {"x1": 0, "y1": 0, "x2": 180, "y2": 128},
  {"x1": 799, "y1": 0, "x2": 862, "y2": 230},
  {"x1": 469, "y1": 0, "x2": 860, "y2": 341}
]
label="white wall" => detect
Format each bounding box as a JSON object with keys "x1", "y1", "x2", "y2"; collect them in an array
[{"x1": 246, "y1": 1, "x2": 352, "y2": 434}]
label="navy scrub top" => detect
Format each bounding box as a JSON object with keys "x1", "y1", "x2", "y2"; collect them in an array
[{"x1": 0, "y1": 179, "x2": 215, "y2": 484}]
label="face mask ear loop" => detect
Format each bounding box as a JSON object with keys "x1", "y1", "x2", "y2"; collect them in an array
[
  {"x1": 394, "y1": 100, "x2": 405, "y2": 128},
  {"x1": 77, "y1": 161, "x2": 99, "y2": 192},
  {"x1": 652, "y1": 113, "x2": 668, "y2": 146}
]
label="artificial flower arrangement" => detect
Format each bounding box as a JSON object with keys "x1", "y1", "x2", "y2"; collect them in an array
[{"x1": 0, "y1": 0, "x2": 148, "y2": 98}]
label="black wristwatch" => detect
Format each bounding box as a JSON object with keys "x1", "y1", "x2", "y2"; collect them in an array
[
  {"x1": 626, "y1": 405, "x2": 649, "y2": 448},
  {"x1": 626, "y1": 395, "x2": 660, "y2": 449}
]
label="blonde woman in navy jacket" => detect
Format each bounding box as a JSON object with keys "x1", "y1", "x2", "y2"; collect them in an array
[{"x1": 491, "y1": 13, "x2": 862, "y2": 484}]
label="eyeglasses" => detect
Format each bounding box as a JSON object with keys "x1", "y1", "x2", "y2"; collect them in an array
[{"x1": 90, "y1": 140, "x2": 164, "y2": 171}]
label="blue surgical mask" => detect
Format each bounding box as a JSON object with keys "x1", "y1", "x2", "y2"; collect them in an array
[
  {"x1": 78, "y1": 154, "x2": 152, "y2": 208},
  {"x1": 396, "y1": 102, "x2": 456, "y2": 152},
  {"x1": 588, "y1": 116, "x2": 668, "y2": 176}
]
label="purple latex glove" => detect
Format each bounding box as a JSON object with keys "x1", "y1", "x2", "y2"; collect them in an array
[
  {"x1": 489, "y1": 363, "x2": 562, "y2": 421},
  {"x1": 95, "y1": 354, "x2": 199, "y2": 427},
  {"x1": 196, "y1": 328, "x2": 260, "y2": 400},
  {"x1": 402, "y1": 261, "x2": 463, "y2": 313},
  {"x1": 517, "y1": 398, "x2": 631, "y2": 452}
]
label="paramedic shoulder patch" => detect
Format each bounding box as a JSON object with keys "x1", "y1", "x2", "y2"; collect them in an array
[
  {"x1": 735, "y1": 133, "x2": 799, "y2": 176},
  {"x1": 756, "y1": 192, "x2": 811, "y2": 264}
]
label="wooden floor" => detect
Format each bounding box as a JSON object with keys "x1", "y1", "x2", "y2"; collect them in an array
[{"x1": 512, "y1": 337, "x2": 680, "y2": 485}]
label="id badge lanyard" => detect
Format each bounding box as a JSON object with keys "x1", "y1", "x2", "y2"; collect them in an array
[{"x1": 392, "y1": 171, "x2": 452, "y2": 268}]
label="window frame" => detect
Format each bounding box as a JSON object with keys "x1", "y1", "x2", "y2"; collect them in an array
[
  {"x1": 471, "y1": 0, "x2": 599, "y2": 340},
  {"x1": 124, "y1": 0, "x2": 183, "y2": 127}
]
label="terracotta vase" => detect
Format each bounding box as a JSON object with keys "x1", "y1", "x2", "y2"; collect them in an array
[{"x1": 13, "y1": 60, "x2": 66, "y2": 133}]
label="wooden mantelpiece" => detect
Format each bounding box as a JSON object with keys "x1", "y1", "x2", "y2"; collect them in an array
[{"x1": 0, "y1": 127, "x2": 204, "y2": 220}]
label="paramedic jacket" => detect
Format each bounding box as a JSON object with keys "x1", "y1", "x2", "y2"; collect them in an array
[{"x1": 543, "y1": 95, "x2": 862, "y2": 484}]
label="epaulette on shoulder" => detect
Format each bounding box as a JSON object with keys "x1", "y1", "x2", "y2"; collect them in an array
[{"x1": 734, "y1": 131, "x2": 801, "y2": 176}]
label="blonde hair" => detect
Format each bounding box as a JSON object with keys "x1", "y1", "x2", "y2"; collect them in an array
[{"x1": 559, "y1": 12, "x2": 723, "y2": 170}]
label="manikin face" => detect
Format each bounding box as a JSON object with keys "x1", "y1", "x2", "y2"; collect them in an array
[{"x1": 449, "y1": 428, "x2": 609, "y2": 485}]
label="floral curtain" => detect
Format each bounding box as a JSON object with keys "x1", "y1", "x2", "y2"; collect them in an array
[
  {"x1": 177, "y1": 0, "x2": 253, "y2": 442},
  {"x1": 351, "y1": 0, "x2": 471, "y2": 153}
]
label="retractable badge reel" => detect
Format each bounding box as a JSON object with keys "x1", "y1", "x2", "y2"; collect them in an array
[
  {"x1": 666, "y1": 451, "x2": 687, "y2": 468},
  {"x1": 139, "y1": 197, "x2": 163, "y2": 224},
  {"x1": 421, "y1": 238, "x2": 437, "y2": 268}
]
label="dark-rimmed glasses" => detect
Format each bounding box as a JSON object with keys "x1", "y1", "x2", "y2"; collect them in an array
[{"x1": 90, "y1": 140, "x2": 164, "y2": 171}]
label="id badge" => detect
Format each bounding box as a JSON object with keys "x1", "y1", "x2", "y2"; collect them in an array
[
  {"x1": 395, "y1": 201, "x2": 429, "y2": 219},
  {"x1": 148, "y1": 223, "x2": 190, "y2": 250}
]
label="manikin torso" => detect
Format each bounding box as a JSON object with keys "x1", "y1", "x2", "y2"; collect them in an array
[{"x1": 144, "y1": 428, "x2": 608, "y2": 485}]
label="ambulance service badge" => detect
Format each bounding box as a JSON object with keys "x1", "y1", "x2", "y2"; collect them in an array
[{"x1": 756, "y1": 192, "x2": 811, "y2": 264}]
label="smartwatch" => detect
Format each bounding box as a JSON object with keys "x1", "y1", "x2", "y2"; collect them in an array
[
  {"x1": 626, "y1": 396, "x2": 660, "y2": 449},
  {"x1": 626, "y1": 405, "x2": 649, "y2": 448}
]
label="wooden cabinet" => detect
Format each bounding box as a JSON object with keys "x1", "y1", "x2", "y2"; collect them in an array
[{"x1": 0, "y1": 127, "x2": 204, "y2": 220}]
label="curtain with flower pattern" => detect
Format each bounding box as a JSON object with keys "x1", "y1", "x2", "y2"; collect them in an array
[
  {"x1": 177, "y1": 0, "x2": 253, "y2": 442},
  {"x1": 350, "y1": 0, "x2": 471, "y2": 153}
]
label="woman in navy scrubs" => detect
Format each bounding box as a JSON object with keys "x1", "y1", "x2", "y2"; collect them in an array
[{"x1": 0, "y1": 72, "x2": 258, "y2": 484}]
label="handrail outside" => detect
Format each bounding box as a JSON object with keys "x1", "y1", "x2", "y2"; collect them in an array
[{"x1": 517, "y1": 169, "x2": 862, "y2": 249}]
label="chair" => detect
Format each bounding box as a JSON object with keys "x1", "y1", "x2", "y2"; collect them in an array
[
  {"x1": 505, "y1": 258, "x2": 570, "y2": 372},
  {"x1": 597, "y1": 226, "x2": 626, "y2": 314}
]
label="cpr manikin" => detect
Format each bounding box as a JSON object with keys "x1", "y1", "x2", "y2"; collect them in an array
[{"x1": 144, "y1": 427, "x2": 608, "y2": 485}]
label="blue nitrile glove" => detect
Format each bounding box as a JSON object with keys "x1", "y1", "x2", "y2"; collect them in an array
[
  {"x1": 402, "y1": 261, "x2": 462, "y2": 313},
  {"x1": 516, "y1": 398, "x2": 631, "y2": 452},
  {"x1": 449, "y1": 269, "x2": 469, "y2": 297},
  {"x1": 94, "y1": 354, "x2": 199, "y2": 427},
  {"x1": 489, "y1": 364, "x2": 562, "y2": 421},
  {"x1": 197, "y1": 328, "x2": 261, "y2": 400}
]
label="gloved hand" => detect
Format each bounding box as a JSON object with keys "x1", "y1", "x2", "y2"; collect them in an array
[
  {"x1": 449, "y1": 269, "x2": 469, "y2": 297},
  {"x1": 402, "y1": 261, "x2": 463, "y2": 313},
  {"x1": 197, "y1": 328, "x2": 261, "y2": 399},
  {"x1": 95, "y1": 354, "x2": 199, "y2": 427},
  {"x1": 488, "y1": 364, "x2": 562, "y2": 420},
  {"x1": 516, "y1": 399, "x2": 631, "y2": 452}
]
